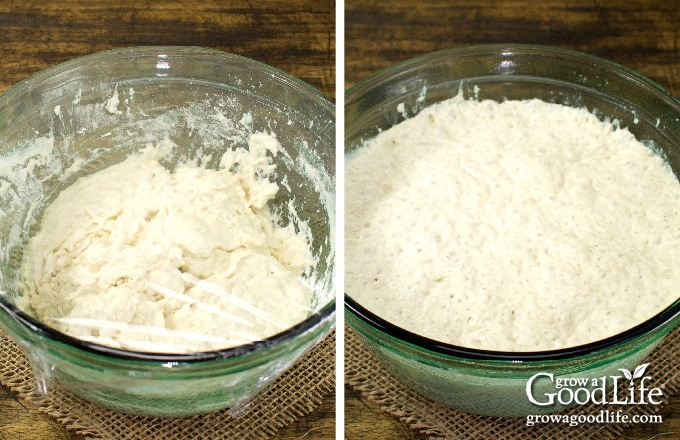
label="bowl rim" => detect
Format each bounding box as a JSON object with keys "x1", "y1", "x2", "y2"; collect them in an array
[
  {"x1": 345, "y1": 43, "x2": 680, "y2": 106},
  {"x1": 344, "y1": 43, "x2": 680, "y2": 362},
  {"x1": 0, "y1": 46, "x2": 336, "y2": 363},
  {"x1": 0, "y1": 45, "x2": 335, "y2": 111},
  {"x1": 345, "y1": 295, "x2": 680, "y2": 362},
  {"x1": 3, "y1": 300, "x2": 335, "y2": 362}
]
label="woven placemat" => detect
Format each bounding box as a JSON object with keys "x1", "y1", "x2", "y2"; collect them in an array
[
  {"x1": 346, "y1": 325, "x2": 680, "y2": 439},
  {"x1": 0, "y1": 328, "x2": 335, "y2": 439}
]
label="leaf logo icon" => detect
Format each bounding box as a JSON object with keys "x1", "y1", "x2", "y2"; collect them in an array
[
  {"x1": 633, "y1": 363, "x2": 649, "y2": 380},
  {"x1": 618, "y1": 363, "x2": 649, "y2": 384},
  {"x1": 618, "y1": 368, "x2": 633, "y2": 381}
]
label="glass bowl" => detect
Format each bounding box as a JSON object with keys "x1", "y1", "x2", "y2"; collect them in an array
[
  {"x1": 345, "y1": 44, "x2": 680, "y2": 417},
  {"x1": 0, "y1": 46, "x2": 335, "y2": 417}
]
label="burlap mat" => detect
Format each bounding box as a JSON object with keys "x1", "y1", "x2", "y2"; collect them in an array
[
  {"x1": 0, "y1": 328, "x2": 335, "y2": 439},
  {"x1": 346, "y1": 325, "x2": 680, "y2": 439}
]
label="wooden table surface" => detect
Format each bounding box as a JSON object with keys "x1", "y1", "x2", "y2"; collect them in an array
[
  {"x1": 0, "y1": 1, "x2": 335, "y2": 439},
  {"x1": 345, "y1": 1, "x2": 680, "y2": 439}
]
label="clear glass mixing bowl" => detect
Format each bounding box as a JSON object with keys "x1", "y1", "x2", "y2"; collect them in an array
[
  {"x1": 0, "y1": 46, "x2": 335, "y2": 417},
  {"x1": 345, "y1": 44, "x2": 680, "y2": 417}
]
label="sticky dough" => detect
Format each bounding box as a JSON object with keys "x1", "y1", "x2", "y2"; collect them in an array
[
  {"x1": 19, "y1": 133, "x2": 313, "y2": 353},
  {"x1": 346, "y1": 96, "x2": 680, "y2": 352}
]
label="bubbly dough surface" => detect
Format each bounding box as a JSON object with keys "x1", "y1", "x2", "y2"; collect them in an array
[
  {"x1": 20, "y1": 134, "x2": 313, "y2": 353},
  {"x1": 346, "y1": 95, "x2": 680, "y2": 352}
]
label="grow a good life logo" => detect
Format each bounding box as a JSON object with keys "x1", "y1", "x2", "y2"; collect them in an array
[{"x1": 526, "y1": 363, "x2": 664, "y2": 407}]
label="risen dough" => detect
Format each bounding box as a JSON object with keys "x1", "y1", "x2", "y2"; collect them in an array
[
  {"x1": 20, "y1": 134, "x2": 313, "y2": 353},
  {"x1": 346, "y1": 95, "x2": 680, "y2": 352}
]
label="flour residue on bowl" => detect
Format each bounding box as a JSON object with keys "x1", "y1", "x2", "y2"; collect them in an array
[
  {"x1": 346, "y1": 93, "x2": 680, "y2": 352},
  {"x1": 0, "y1": 75, "x2": 334, "y2": 354},
  {"x1": 18, "y1": 131, "x2": 316, "y2": 354}
]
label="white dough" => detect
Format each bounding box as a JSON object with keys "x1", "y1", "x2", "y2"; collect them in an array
[
  {"x1": 346, "y1": 95, "x2": 680, "y2": 352},
  {"x1": 19, "y1": 134, "x2": 313, "y2": 353}
]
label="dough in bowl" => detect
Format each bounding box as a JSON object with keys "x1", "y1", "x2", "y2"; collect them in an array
[
  {"x1": 346, "y1": 94, "x2": 680, "y2": 352},
  {"x1": 19, "y1": 133, "x2": 314, "y2": 354}
]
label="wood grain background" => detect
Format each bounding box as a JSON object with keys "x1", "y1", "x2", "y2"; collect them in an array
[
  {"x1": 345, "y1": 0, "x2": 680, "y2": 97},
  {"x1": 0, "y1": 0, "x2": 335, "y2": 99}
]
